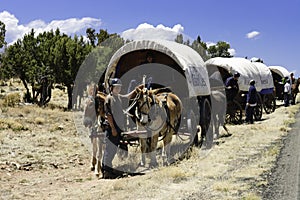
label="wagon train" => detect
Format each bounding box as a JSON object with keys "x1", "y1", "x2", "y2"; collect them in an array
[
  {"x1": 82, "y1": 39, "x2": 219, "y2": 173},
  {"x1": 205, "y1": 57, "x2": 275, "y2": 124}
]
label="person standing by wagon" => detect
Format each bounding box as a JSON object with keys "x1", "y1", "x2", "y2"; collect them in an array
[
  {"x1": 290, "y1": 73, "x2": 296, "y2": 85},
  {"x1": 101, "y1": 78, "x2": 125, "y2": 179},
  {"x1": 245, "y1": 80, "x2": 257, "y2": 124},
  {"x1": 101, "y1": 78, "x2": 136, "y2": 179},
  {"x1": 290, "y1": 73, "x2": 296, "y2": 105},
  {"x1": 225, "y1": 72, "x2": 240, "y2": 102},
  {"x1": 83, "y1": 83, "x2": 98, "y2": 129},
  {"x1": 284, "y1": 79, "x2": 292, "y2": 107}
]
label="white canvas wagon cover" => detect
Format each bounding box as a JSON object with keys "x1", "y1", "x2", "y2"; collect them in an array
[
  {"x1": 205, "y1": 57, "x2": 274, "y2": 92},
  {"x1": 268, "y1": 66, "x2": 290, "y2": 78},
  {"x1": 105, "y1": 39, "x2": 211, "y2": 97}
]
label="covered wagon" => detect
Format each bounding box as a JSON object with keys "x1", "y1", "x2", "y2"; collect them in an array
[
  {"x1": 268, "y1": 65, "x2": 290, "y2": 101},
  {"x1": 100, "y1": 39, "x2": 213, "y2": 147},
  {"x1": 250, "y1": 61, "x2": 276, "y2": 113},
  {"x1": 205, "y1": 57, "x2": 275, "y2": 124}
]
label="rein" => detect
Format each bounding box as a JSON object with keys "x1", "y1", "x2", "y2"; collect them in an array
[{"x1": 124, "y1": 90, "x2": 152, "y2": 119}]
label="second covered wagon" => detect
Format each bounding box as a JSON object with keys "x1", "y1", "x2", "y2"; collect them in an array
[{"x1": 205, "y1": 57, "x2": 275, "y2": 124}]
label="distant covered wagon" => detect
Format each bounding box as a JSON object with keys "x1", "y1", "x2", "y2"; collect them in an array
[
  {"x1": 250, "y1": 61, "x2": 276, "y2": 114},
  {"x1": 101, "y1": 39, "x2": 213, "y2": 147},
  {"x1": 268, "y1": 65, "x2": 290, "y2": 101},
  {"x1": 205, "y1": 57, "x2": 275, "y2": 124}
]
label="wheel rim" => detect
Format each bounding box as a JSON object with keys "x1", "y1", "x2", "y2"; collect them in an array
[
  {"x1": 254, "y1": 94, "x2": 263, "y2": 120},
  {"x1": 226, "y1": 100, "x2": 242, "y2": 124},
  {"x1": 263, "y1": 94, "x2": 276, "y2": 114}
]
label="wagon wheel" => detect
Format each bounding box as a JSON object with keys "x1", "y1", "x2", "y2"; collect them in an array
[
  {"x1": 197, "y1": 98, "x2": 212, "y2": 148},
  {"x1": 225, "y1": 100, "x2": 243, "y2": 125},
  {"x1": 254, "y1": 93, "x2": 263, "y2": 121},
  {"x1": 263, "y1": 93, "x2": 276, "y2": 114},
  {"x1": 186, "y1": 109, "x2": 197, "y2": 142}
]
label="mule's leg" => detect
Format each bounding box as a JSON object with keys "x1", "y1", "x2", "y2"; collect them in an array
[
  {"x1": 162, "y1": 133, "x2": 173, "y2": 166},
  {"x1": 214, "y1": 115, "x2": 219, "y2": 139},
  {"x1": 91, "y1": 137, "x2": 97, "y2": 172},
  {"x1": 292, "y1": 93, "x2": 296, "y2": 105},
  {"x1": 95, "y1": 137, "x2": 103, "y2": 177},
  {"x1": 140, "y1": 138, "x2": 147, "y2": 167},
  {"x1": 138, "y1": 125, "x2": 148, "y2": 167},
  {"x1": 149, "y1": 134, "x2": 159, "y2": 168}
]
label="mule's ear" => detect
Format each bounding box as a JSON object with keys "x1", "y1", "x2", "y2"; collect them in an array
[
  {"x1": 98, "y1": 92, "x2": 106, "y2": 100},
  {"x1": 149, "y1": 89, "x2": 155, "y2": 96},
  {"x1": 151, "y1": 88, "x2": 159, "y2": 94},
  {"x1": 136, "y1": 84, "x2": 145, "y2": 90},
  {"x1": 135, "y1": 87, "x2": 142, "y2": 93},
  {"x1": 153, "y1": 87, "x2": 171, "y2": 94}
]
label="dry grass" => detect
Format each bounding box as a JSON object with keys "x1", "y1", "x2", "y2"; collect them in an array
[
  {"x1": 34, "y1": 117, "x2": 46, "y2": 125},
  {"x1": 0, "y1": 79, "x2": 300, "y2": 200},
  {"x1": 242, "y1": 193, "x2": 261, "y2": 200},
  {"x1": 213, "y1": 181, "x2": 238, "y2": 192},
  {"x1": 0, "y1": 118, "x2": 28, "y2": 131},
  {"x1": 2, "y1": 92, "x2": 21, "y2": 107},
  {"x1": 158, "y1": 165, "x2": 189, "y2": 182}
]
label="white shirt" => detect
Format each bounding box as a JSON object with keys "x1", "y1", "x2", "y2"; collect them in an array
[{"x1": 284, "y1": 82, "x2": 291, "y2": 94}]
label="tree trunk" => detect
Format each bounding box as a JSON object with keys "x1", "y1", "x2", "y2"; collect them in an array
[
  {"x1": 21, "y1": 78, "x2": 31, "y2": 103},
  {"x1": 31, "y1": 82, "x2": 39, "y2": 103},
  {"x1": 67, "y1": 84, "x2": 73, "y2": 110}
]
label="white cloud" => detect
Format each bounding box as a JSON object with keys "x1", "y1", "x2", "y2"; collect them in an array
[
  {"x1": 206, "y1": 41, "x2": 216, "y2": 48},
  {"x1": 121, "y1": 23, "x2": 237, "y2": 57},
  {"x1": 246, "y1": 31, "x2": 260, "y2": 39},
  {"x1": 228, "y1": 48, "x2": 236, "y2": 56},
  {"x1": 0, "y1": 11, "x2": 102, "y2": 45},
  {"x1": 121, "y1": 23, "x2": 187, "y2": 41}
]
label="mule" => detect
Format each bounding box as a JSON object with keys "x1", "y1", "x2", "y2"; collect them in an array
[
  {"x1": 210, "y1": 90, "x2": 229, "y2": 139},
  {"x1": 83, "y1": 91, "x2": 107, "y2": 176},
  {"x1": 130, "y1": 86, "x2": 182, "y2": 167}
]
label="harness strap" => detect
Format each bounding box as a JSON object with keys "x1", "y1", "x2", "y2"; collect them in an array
[
  {"x1": 123, "y1": 93, "x2": 141, "y2": 117},
  {"x1": 157, "y1": 94, "x2": 181, "y2": 142}
]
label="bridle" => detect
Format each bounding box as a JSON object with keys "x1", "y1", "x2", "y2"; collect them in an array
[
  {"x1": 126, "y1": 88, "x2": 170, "y2": 133},
  {"x1": 124, "y1": 88, "x2": 153, "y2": 121}
]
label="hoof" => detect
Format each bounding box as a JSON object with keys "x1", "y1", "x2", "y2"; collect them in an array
[
  {"x1": 139, "y1": 162, "x2": 145, "y2": 167},
  {"x1": 139, "y1": 160, "x2": 145, "y2": 167},
  {"x1": 94, "y1": 172, "x2": 100, "y2": 177},
  {"x1": 90, "y1": 166, "x2": 95, "y2": 171},
  {"x1": 149, "y1": 161, "x2": 158, "y2": 168}
]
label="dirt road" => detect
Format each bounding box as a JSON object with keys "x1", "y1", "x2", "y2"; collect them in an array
[{"x1": 263, "y1": 111, "x2": 300, "y2": 200}]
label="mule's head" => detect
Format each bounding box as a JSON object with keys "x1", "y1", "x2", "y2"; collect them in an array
[
  {"x1": 83, "y1": 90, "x2": 107, "y2": 128},
  {"x1": 95, "y1": 91, "x2": 106, "y2": 118},
  {"x1": 134, "y1": 87, "x2": 155, "y2": 126},
  {"x1": 83, "y1": 96, "x2": 97, "y2": 128}
]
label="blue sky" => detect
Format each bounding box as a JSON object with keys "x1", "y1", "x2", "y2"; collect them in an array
[{"x1": 0, "y1": 0, "x2": 299, "y2": 76}]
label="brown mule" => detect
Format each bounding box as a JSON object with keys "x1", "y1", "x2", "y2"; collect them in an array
[{"x1": 132, "y1": 86, "x2": 182, "y2": 167}]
